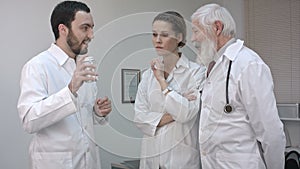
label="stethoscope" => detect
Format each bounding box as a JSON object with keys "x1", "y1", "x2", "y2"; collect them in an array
[{"x1": 224, "y1": 60, "x2": 233, "y2": 113}]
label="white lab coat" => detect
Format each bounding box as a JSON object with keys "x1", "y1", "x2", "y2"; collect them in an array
[
  {"x1": 17, "y1": 44, "x2": 107, "y2": 169},
  {"x1": 134, "y1": 55, "x2": 205, "y2": 169},
  {"x1": 199, "y1": 39, "x2": 286, "y2": 169}
]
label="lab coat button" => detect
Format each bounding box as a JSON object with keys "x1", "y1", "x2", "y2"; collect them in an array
[
  {"x1": 202, "y1": 151, "x2": 206, "y2": 156},
  {"x1": 84, "y1": 125, "x2": 88, "y2": 130}
]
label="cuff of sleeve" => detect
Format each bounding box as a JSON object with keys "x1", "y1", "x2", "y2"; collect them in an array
[
  {"x1": 67, "y1": 87, "x2": 78, "y2": 106},
  {"x1": 94, "y1": 113, "x2": 109, "y2": 125},
  {"x1": 65, "y1": 86, "x2": 77, "y2": 105},
  {"x1": 164, "y1": 91, "x2": 189, "y2": 120},
  {"x1": 94, "y1": 111, "x2": 106, "y2": 118},
  {"x1": 147, "y1": 113, "x2": 164, "y2": 136}
]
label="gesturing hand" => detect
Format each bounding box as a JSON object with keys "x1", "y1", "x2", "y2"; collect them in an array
[
  {"x1": 68, "y1": 55, "x2": 98, "y2": 95},
  {"x1": 94, "y1": 96, "x2": 112, "y2": 117},
  {"x1": 151, "y1": 57, "x2": 165, "y2": 82}
]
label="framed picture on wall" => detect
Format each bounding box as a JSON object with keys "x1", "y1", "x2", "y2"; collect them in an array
[{"x1": 121, "y1": 69, "x2": 141, "y2": 103}]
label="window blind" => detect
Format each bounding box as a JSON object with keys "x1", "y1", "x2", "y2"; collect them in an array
[{"x1": 245, "y1": 0, "x2": 300, "y2": 103}]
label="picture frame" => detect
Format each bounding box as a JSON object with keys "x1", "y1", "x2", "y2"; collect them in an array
[{"x1": 121, "y1": 69, "x2": 141, "y2": 103}]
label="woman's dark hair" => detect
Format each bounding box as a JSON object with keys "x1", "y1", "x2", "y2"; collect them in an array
[
  {"x1": 153, "y1": 11, "x2": 187, "y2": 47},
  {"x1": 50, "y1": 1, "x2": 90, "y2": 40}
]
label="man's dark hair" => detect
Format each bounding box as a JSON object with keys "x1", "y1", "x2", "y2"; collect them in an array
[{"x1": 50, "y1": 1, "x2": 90, "y2": 40}]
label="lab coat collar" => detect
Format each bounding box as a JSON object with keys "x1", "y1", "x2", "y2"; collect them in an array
[
  {"x1": 175, "y1": 54, "x2": 189, "y2": 69},
  {"x1": 174, "y1": 54, "x2": 190, "y2": 73},
  {"x1": 163, "y1": 54, "x2": 190, "y2": 84},
  {"x1": 223, "y1": 39, "x2": 244, "y2": 61},
  {"x1": 48, "y1": 43, "x2": 71, "y2": 66}
]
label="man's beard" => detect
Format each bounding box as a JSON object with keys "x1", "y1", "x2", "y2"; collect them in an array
[
  {"x1": 67, "y1": 30, "x2": 88, "y2": 55},
  {"x1": 194, "y1": 38, "x2": 216, "y2": 67}
]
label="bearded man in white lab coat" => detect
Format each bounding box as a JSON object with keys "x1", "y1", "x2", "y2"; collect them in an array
[
  {"x1": 191, "y1": 3, "x2": 286, "y2": 169},
  {"x1": 17, "y1": 1, "x2": 111, "y2": 169}
]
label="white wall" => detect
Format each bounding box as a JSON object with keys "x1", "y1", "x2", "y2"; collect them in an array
[{"x1": 0, "y1": 0, "x2": 244, "y2": 169}]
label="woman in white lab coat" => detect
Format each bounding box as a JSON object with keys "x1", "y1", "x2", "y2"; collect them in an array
[
  {"x1": 191, "y1": 4, "x2": 286, "y2": 169},
  {"x1": 134, "y1": 11, "x2": 205, "y2": 169}
]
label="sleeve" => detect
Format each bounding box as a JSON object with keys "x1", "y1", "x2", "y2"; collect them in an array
[
  {"x1": 93, "y1": 110, "x2": 109, "y2": 125},
  {"x1": 134, "y1": 70, "x2": 164, "y2": 137},
  {"x1": 17, "y1": 62, "x2": 77, "y2": 134},
  {"x1": 93, "y1": 114, "x2": 109, "y2": 125},
  {"x1": 89, "y1": 83, "x2": 109, "y2": 125},
  {"x1": 239, "y1": 62, "x2": 286, "y2": 169},
  {"x1": 164, "y1": 65, "x2": 205, "y2": 123}
]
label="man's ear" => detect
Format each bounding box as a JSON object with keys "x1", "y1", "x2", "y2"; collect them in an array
[
  {"x1": 58, "y1": 24, "x2": 68, "y2": 37},
  {"x1": 214, "y1": 20, "x2": 224, "y2": 36}
]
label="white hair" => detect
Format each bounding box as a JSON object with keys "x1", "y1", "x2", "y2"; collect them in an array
[{"x1": 191, "y1": 3, "x2": 236, "y2": 37}]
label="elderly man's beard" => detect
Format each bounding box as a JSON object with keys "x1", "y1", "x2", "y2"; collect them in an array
[{"x1": 194, "y1": 38, "x2": 216, "y2": 67}]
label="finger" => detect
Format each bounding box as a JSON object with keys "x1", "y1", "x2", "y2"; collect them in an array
[
  {"x1": 80, "y1": 64, "x2": 96, "y2": 73},
  {"x1": 75, "y1": 70, "x2": 97, "y2": 83},
  {"x1": 77, "y1": 55, "x2": 88, "y2": 62},
  {"x1": 81, "y1": 69, "x2": 98, "y2": 77},
  {"x1": 99, "y1": 108, "x2": 112, "y2": 116},
  {"x1": 151, "y1": 63, "x2": 155, "y2": 70},
  {"x1": 97, "y1": 97, "x2": 108, "y2": 105},
  {"x1": 76, "y1": 57, "x2": 96, "y2": 72},
  {"x1": 150, "y1": 60, "x2": 156, "y2": 69},
  {"x1": 103, "y1": 100, "x2": 111, "y2": 105},
  {"x1": 72, "y1": 71, "x2": 86, "y2": 84},
  {"x1": 183, "y1": 90, "x2": 194, "y2": 97},
  {"x1": 98, "y1": 104, "x2": 111, "y2": 110},
  {"x1": 152, "y1": 58, "x2": 160, "y2": 65},
  {"x1": 187, "y1": 95, "x2": 197, "y2": 101},
  {"x1": 99, "y1": 101, "x2": 111, "y2": 108}
]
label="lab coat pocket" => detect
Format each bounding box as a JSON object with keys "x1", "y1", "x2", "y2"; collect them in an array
[
  {"x1": 216, "y1": 151, "x2": 265, "y2": 169},
  {"x1": 32, "y1": 152, "x2": 72, "y2": 169},
  {"x1": 170, "y1": 143, "x2": 200, "y2": 169}
]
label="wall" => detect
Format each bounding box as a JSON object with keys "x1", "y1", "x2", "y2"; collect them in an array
[{"x1": 0, "y1": 0, "x2": 244, "y2": 169}]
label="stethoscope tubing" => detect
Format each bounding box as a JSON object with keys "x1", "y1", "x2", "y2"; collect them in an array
[{"x1": 224, "y1": 60, "x2": 233, "y2": 113}]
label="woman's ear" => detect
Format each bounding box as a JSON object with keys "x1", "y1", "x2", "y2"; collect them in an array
[
  {"x1": 176, "y1": 33, "x2": 184, "y2": 46},
  {"x1": 214, "y1": 20, "x2": 224, "y2": 36}
]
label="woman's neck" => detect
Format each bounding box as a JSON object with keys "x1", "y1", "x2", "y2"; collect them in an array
[{"x1": 163, "y1": 52, "x2": 180, "y2": 75}]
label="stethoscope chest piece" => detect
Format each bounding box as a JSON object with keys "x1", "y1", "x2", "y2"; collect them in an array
[{"x1": 224, "y1": 104, "x2": 233, "y2": 113}]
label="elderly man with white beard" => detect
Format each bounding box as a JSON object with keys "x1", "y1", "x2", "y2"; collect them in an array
[{"x1": 191, "y1": 3, "x2": 286, "y2": 169}]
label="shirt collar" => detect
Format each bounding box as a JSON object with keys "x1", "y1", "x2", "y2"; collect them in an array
[
  {"x1": 164, "y1": 54, "x2": 190, "y2": 82},
  {"x1": 47, "y1": 43, "x2": 71, "y2": 66},
  {"x1": 175, "y1": 54, "x2": 190, "y2": 69},
  {"x1": 223, "y1": 38, "x2": 244, "y2": 61},
  {"x1": 215, "y1": 38, "x2": 236, "y2": 62}
]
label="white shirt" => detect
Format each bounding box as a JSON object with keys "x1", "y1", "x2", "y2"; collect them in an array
[
  {"x1": 17, "y1": 44, "x2": 107, "y2": 169},
  {"x1": 199, "y1": 39, "x2": 286, "y2": 169},
  {"x1": 134, "y1": 55, "x2": 205, "y2": 169}
]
